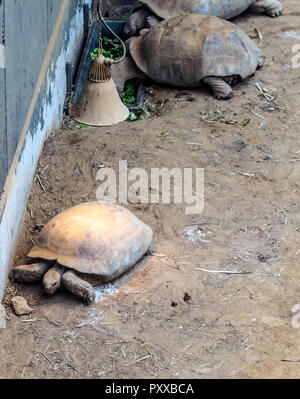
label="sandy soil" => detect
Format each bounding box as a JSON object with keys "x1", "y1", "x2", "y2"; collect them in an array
[{"x1": 1, "y1": 0, "x2": 300, "y2": 379}]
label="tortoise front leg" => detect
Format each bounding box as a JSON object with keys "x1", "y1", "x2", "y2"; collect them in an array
[
  {"x1": 62, "y1": 270, "x2": 95, "y2": 305},
  {"x1": 10, "y1": 262, "x2": 51, "y2": 282},
  {"x1": 43, "y1": 264, "x2": 64, "y2": 294},
  {"x1": 250, "y1": 0, "x2": 283, "y2": 17},
  {"x1": 203, "y1": 77, "x2": 234, "y2": 99}
]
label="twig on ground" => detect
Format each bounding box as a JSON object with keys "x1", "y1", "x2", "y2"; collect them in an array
[
  {"x1": 126, "y1": 355, "x2": 151, "y2": 366},
  {"x1": 36, "y1": 174, "x2": 46, "y2": 193},
  {"x1": 195, "y1": 268, "x2": 252, "y2": 274},
  {"x1": 255, "y1": 28, "x2": 263, "y2": 47}
]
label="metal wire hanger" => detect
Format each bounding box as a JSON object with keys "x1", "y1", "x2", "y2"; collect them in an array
[{"x1": 96, "y1": 0, "x2": 126, "y2": 64}]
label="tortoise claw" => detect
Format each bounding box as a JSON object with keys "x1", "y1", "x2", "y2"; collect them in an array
[
  {"x1": 83, "y1": 290, "x2": 95, "y2": 305},
  {"x1": 267, "y1": 7, "x2": 283, "y2": 17},
  {"x1": 216, "y1": 92, "x2": 234, "y2": 100},
  {"x1": 203, "y1": 77, "x2": 234, "y2": 100}
]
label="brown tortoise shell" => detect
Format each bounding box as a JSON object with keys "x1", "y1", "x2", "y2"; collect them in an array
[
  {"x1": 28, "y1": 202, "x2": 153, "y2": 279},
  {"x1": 141, "y1": 0, "x2": 256, "y2": 20},
  {"x1": 130, "y1": 14, "x2": 261, "y2": 87}
]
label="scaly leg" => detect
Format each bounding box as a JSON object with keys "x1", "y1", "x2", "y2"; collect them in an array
[
  {"x1": 203, "y1": 77, "x2": 234, "y2": 99},
  {"x1": 250, "y1": 0, "x2": 283, "y2": 17},
  {"x1": 10, "y1": 262, "x2": 51, "y2": 282},
  {"x1": 62, "y1": 270, "x2": 95, "y2": 305}
]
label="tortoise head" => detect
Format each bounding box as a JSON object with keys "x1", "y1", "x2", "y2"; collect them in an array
[
  {"x1": 42, "y1": 266, "x2": 64, "y2": 294},
  {"x1": 123, "y1": 10, "x2": 148, "y2": 38}
]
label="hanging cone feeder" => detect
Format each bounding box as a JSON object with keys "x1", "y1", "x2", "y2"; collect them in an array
[
  {"x1": 72, "y1": 54, "x2": 129, "y2": 126},
  {"x1": 71, "y1": 2, "x2": 129, "y2": 127}
]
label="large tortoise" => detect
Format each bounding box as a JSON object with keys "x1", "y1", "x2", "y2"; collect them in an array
[
  {"x1": 124, "y1": 0, "x2": 283, "y2": 36},
  {"x1": 10, "y1": 202, "x2": 153, "y2": 304},
  {"x1": 113, "y1": 14, "x2": 262, "y2": 99}
]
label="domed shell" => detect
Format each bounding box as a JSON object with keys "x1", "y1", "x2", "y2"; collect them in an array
[
  {"x1": 28, "y1": 202, "x2": 153, "y2": 280},
  {"x1": 142, "y1": 0, "x2": 255, "y2": 20},
  {"x1": 130, "y1": 14, "x2": 261, "y2": 87}
]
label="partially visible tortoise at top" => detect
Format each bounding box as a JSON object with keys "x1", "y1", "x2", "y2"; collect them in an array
[
  {"x1": 113, "y1": 14, "x2": 262, "y2": 99},
  {"x1": 10, "y1": 202, "x2": 153, "y2": 304},
  {"x1": 124, "y1": 0, "x2": 283, "y2": 36}
]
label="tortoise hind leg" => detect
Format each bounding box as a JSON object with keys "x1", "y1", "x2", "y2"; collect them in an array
[
  {"x1": 250, "y1": 0, "x2": 283, "y2": 17},
  {"x1": 203, "y1": 77, "x2": 234, "y2": 99},
  {"x1": 62, "y1": 270, "x2": 95, "y2": 305}
]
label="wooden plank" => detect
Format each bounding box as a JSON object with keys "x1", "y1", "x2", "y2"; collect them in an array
[{"x1": 71, "y1": 20, "x2": 100, "y2": 104}]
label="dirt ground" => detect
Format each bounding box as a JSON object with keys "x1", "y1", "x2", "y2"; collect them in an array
[{"x1": 1, "y1": 0, "x2": 300, "y2": 379}]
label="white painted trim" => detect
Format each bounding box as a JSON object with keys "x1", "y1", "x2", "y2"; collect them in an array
[{"x1": 0, "y1": 1, "x2": 93, "y2": 301}]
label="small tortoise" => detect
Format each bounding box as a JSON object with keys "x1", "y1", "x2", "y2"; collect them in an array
[
  {"x1": 10, "y1": 202, "x2": 153, "y2": 304},
  {"x1": 124, "y1": 0, "x2": 283, "y2": 36},
  {"x1": 113, "y1": 14, "x2": 261, "y2": 99}
]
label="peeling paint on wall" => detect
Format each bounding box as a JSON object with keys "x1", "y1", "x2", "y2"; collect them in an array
[
  {"x1": 0, "y1": 44, "x2": 4, "y2": 68},
  {"x1": 0, "y1": 0, "x2": 93, "y2": 301}
]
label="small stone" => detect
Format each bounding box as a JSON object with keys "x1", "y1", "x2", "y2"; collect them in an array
[
  {"x1": 258, "y1": 254, "x2": 268, "y2": 263},
  {"x1": 183, "y1": 293, "x2": 192, "y2": 303},
  {"x1": 231, "y1": 140, "x2": 247, "y2": 153},
  {"x1": 11, "y1": 296, "x2": 33, "y2": 315},
  {"x1": 0, "y1": 304, "x2": 6, "y2": 329}
]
